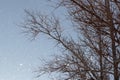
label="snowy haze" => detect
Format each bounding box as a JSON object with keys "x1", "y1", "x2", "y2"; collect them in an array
[{"x1": 0, "y1": 0, "x2": 65, "y2": 80}]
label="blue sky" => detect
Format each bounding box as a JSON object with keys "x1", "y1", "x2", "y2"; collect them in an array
[{"x1": 0, "y1": 0, "x2": 66, "y2": 80}]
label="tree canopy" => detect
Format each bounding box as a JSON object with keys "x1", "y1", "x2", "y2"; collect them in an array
[{"x1": 22, "y1": 0, "x2": 120, "y2": 80}]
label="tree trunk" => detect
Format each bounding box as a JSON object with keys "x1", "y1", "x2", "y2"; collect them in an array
[{"x1": 105, "y1": 0, "x2": 118, "y2": 80}]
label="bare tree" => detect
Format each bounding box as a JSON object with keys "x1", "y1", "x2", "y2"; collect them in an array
[{"x1": 22, "y1": 0, "x2": 120, "y2": 80}]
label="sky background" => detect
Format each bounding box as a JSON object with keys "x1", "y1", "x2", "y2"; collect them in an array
[{"x1": 0, "y1": 0, "x2": 66, "y2": 80}]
